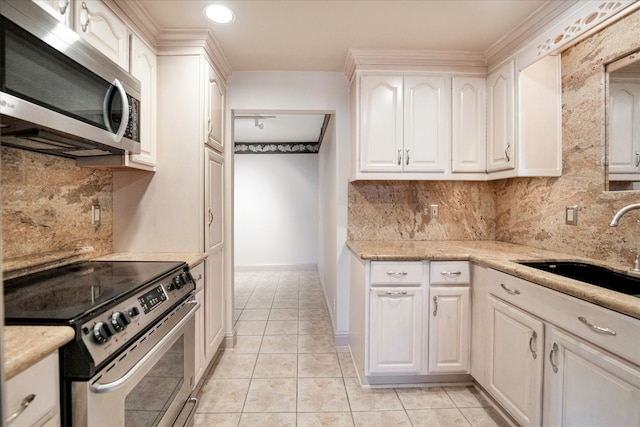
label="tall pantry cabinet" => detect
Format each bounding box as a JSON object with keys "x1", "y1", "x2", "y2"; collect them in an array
[{"x1": 113, "y1": 41, "x2": 228, "y2": 386}]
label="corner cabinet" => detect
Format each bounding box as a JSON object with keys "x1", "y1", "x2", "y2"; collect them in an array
[
  {"x1": 486, "y1": 60, "x2": 515, "y2": 173},
  {"x1": 473, "y1": 265, "x2": 640, "y2": 427}
]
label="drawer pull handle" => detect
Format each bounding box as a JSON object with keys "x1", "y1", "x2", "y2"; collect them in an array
[
  {"x1": 441, "y1": 271, "x2": 462, "y2": 277},
  {"x1": 385, "y1": 290, "x2": 408, "y2": 296},
  {"x1": 528, "y1": 330, "x2": 538, "y2": 359},
  {"x1": 500, "y1": 283, "x2": 520, "y2": 295},
  {"x1": 433, "y1": 296, "x2": 438, "y2": 317},
  {"x1": 578, "y1": 316, "x2": 617, "y2": 336},
  {"x1": 549, "y1": 342, "x2": 559, "y2": 373},
  {"x1": 6, "y1": 394, "x2": 35, "y2": 424},
  {"x1": 386, "y1": 271, "x2": 408, "y2": 277}
]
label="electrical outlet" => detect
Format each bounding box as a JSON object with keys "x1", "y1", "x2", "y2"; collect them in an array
[
  {"x1": 566, "y1": 206, "x2": 578, "y2": 225},
  {"x1": 429, "y1": 204, "x2": 439, "y2": 219},
  {"x1": 92, "y1": 204, "x2": 101, "y2": 225}
]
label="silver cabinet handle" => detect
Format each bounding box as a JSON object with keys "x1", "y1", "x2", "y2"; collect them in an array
[
  {"x1": 385, "y1": 290, "x2": 408, "y2": 296},
  {"x1": 397, "y1": 148, "x2": 402, "y2": 166},
  {"x1": 6, "y1": 394, "x2": 35, "y2": 424},
  {"x1": 635, "y1": 151, "x2": 640, "y2": 167},
  {"x1": 58, "y1": 0, "x2": 69, "y2": 15},
  {"x1": 406, "y1": 148, "x2": 410, "y2": 165},
  {"x1": 500, "y1": 283, "x2": 520, "y2": 295},
  {"x1": 578, "y1": 316, "x2": 617, "y2": 335},
  {"x1": 528, "y1": 330, "x2": 538, "y2": 359},
  {"x1": 549, "y1": 342, "x2": 559, "y2": 373},
  {"x1": 80, "y1": 2, "x2": 90, "y2": 32},
  {"x1": 386, "y1": 271, "x2": 408, "y2": 277},
  {"x1": 433, "y1": 296, "x2": 438, "y2": 317},
  {"x1": 505, "y1": 142, "x2": 511, "y2": 162},
  {"x1": 441, "y1": 271, "x2": 462, "y2": 277},
  {"x1": 208, "y1": 208, "x2": 214, "y2": 226}
]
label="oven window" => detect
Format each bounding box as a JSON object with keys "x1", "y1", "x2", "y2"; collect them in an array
[{"x1": 124, "y1": 337, "x2": 184, "y2": 426}]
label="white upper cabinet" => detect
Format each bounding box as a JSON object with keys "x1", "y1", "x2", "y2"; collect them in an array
[
  {"x1": 486, "y1": 60, "x2": 515, "y2": 173},
  {"x1": 357, "y1": 73, "x2": 450, "y2": 177},
  {"x1": 33, "y1": 0, "x2": 72, "y2": 25},
  {"x1": 404, "y1": 75, "x2": 450, "y2": 173},
  {"x1": 204, "y1": 62, "x2": 225, "y2": 153},
  {"x1": 452, "y1": 76, "x2": 486, "y2": 173},
  {"x1": 608, "y1": 80, "x2": 640, "y2": 178},
  {"x1": 359, "y1": 75, "x2": 404, "y2": 173},
  {"x1": 127, "y1": 35, "x2": 157, "y2": 170},
  {"x1": 74, "y1": 0, "x2": 129, "y2": 71}
]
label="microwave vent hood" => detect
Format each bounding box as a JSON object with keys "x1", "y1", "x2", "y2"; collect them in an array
[{"x1": 0, "y1": 0, "x2": 141, "y2": 163}]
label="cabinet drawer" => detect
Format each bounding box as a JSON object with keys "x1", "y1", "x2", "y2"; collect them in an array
[
  {"x1": 430, "y1": 261, "x2": 470, "y2": 285},
  {"x1": 370, "y1": 261, "x2": 424, "y2": 286},
  {"x1": 486, "y1": 268, "x2": 640, "y2": 366},
  {"x1": 191, "y1": 262, "x2": 205, "y2": 292},
  {"x1": 6, "y1": 352, "x2": 59, "y2": 427}
]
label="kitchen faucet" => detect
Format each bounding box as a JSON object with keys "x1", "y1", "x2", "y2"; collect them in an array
[
  {"x1": 609, "y1": 203, "x2": 640, "y2": 226},
  {"x1": 610, "y1": 203, "x2": 640, "y2": 272}
]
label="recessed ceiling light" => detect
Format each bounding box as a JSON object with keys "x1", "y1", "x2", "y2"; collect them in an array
[{"x1": 204, "y1": 4, "x2": 235, "y2": 24}]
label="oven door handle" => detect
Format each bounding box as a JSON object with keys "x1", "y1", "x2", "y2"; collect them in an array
[{"x1": 90, "y1": 300, "x2": 200, "y2": 394}]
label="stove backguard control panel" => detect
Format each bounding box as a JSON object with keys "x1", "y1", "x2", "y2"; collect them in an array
[{"x1": 81, "y1": 269, "x2": 194, "y2": 367}]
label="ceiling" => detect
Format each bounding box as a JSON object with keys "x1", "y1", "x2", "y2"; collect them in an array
[
  {"x1": 137, "y1": 0, "x2": 548, "y2": 73},
  {"x1": 136, "y1": 0, "x2": 547, "y2": 147}
]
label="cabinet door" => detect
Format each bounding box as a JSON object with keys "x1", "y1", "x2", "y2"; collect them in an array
[
  {"x1": 74, "y1": 0, "x2": 129, "y2": 70},
  {"x1": 204, "y1": 148, "x2": 225, "y2": 363},
  {"x1": 194, "y1": 287, "x2": 206, "y2": 385},
  {"x1": 487, "y1": 60, "x2": 515, "y2": 172},
  {"x1": 128, "y1": 35, "x2": 157, "y2": 170},
  {"x1": 544, "y1": 327, "x2": 640, "y2": 427},
  {"x1": 205, "y1": 63, "x2": 225, "y2": 152},
  {"x1": 488, "y1": 296, "x2": 543, "y2": 427},
  {"x1": 369, "y1": 287, "x2": 425, "y2": 374},
  {"x1": 452, "y1": 76, "x2": 486, "y2": 172},
  {"x1": 404, "y1": 75, "x2": 449, "y2": 173},
  {"x1": 608, "y1": 80, "x2": 640, "y2": 176},
  {"x1": 33, "y1": 0, "x2": 72, "y2": 25},
  {"x1": 428, "y1": 287, "x2": 470, "y2": 373},
  {"x1": 359, "y1": 75, "x2": 404, "y2": 172}
]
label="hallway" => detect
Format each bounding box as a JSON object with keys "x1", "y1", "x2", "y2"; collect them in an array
[{"x1": 194, "y1": 270, "x2": 510, "y2": 426}]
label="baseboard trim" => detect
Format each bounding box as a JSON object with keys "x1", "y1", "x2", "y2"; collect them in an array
[{"x1": 334, "y1": 331, "x2": 350, "y2": 347}]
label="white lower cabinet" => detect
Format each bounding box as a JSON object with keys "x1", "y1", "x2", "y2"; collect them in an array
[
  {"x1": 428, "y1": 286, "x2": 470, "y2": 373},
  {"x1": 191, "y1": 262, "x2": 206, "y2": 386},
  {"x1": 488, "y1": 296, "x2": 544, "y2": 427},
  {"x1": 543, "y1": 327, "x2": 640, "y2": 427},
  {"x1": 475, "y1": 267, "x2": 640, "y2": 427},
  {"x1": 5, "y1": 352, "x2": 60, "y2": 427},
  {"x1": 368, "y1": 286, "x2": 425, "y2": 374}
]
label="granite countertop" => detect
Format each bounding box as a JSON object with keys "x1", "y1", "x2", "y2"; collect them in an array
[
  {"x1": 3, "y1": 252, "x2": 207, "y2": 378},
  {"x1": 3, "y1": 326, "x2": 75, "y2": 379},
  {"x1": 347, "y1": 240, "x2": 640, "y2": 320}
]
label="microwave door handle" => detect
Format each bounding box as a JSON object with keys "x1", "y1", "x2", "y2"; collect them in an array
[{"x1": 102, "y1": 79, "x2": 129, "y2": 143}]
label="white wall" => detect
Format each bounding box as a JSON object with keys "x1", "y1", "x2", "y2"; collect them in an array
[
  {"x1": 226, "y1": 71, "x2": 350, "y2": 342},
  {"x1": 234, "y1": 153, "x2": 318, "y2": 269}
]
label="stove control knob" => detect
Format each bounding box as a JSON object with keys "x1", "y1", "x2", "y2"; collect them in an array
[
  {"x1": 110, "y1": 311, "x2": 131, "y2": 332},
  {"x1": 172, "y1": 276, "x2": 182, "y2": 290},
  {"x1": 93, "y1": 321, "x2": 112, "y2": 344},
  {"x1": 129, "y1": 307, "x2": 140, "y2": 317},
  {"x1": 180, "y1": 272, "x2": 192, "y2": 285}
]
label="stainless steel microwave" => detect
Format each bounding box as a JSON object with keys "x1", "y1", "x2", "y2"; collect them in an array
[{"x1": 0, "y1": 0, "x2": 141, "y2": 159}]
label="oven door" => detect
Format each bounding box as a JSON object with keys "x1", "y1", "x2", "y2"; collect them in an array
[{"x1": 72, "y1": 298, "x2": 199, "y2": 427}]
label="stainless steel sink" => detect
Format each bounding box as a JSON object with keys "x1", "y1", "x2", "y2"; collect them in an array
[{"x1": 518, "y1": 261, "x2": 640, "y2": 297}]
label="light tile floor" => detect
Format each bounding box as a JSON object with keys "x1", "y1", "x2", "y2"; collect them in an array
[{"x1": 194, "y1": 270, "x2": 511, "y2": 427}]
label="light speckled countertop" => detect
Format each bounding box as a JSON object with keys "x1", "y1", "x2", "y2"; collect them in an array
[
  {"x1": 3, "y1": 252, "x2": 207, "y2": 378},
  {"x1": 3, "y1": 326, "x2": 74, "y2": 379},
  {"x1": 347, "y1": 240, "x2": 640, "y2": 320}
]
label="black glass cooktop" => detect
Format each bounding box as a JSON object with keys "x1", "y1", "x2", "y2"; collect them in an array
[{"x1": 4, "y1": 261, "x2": 185, "y2": 324}]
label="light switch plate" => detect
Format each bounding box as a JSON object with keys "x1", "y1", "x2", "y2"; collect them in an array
[
  {"x1": 566, "y1": 206, "x2": 578, "y2": 225},
  {"x1": 429, "y1": 204, "x2": 439, "y2": 219}
]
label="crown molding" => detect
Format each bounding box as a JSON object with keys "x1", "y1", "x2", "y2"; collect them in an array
[
  {"x1": 344, "y1": 49, "x2": 487, "y2": 82},
  {"x1": 156, "y1": 29, "x2": 233, "y2": 80}
]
